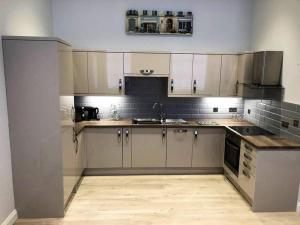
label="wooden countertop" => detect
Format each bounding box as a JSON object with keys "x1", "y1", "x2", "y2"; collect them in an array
[
  {"x1": 75, "y1": 119, "x2": 300, "y2": 150},
  {"x1": 242, "y1": 135, "x2": 300, "y2": 150}
]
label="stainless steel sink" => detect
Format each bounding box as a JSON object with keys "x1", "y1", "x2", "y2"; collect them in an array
[
  {"x1": 132, "y1": 118, "x2": 161, "y2": 124},
  {"x1": 165, "y1": 119, "x2": 187, "y2": 124}
]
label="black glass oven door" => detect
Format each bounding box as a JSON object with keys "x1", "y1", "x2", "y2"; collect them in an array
[{"x1": 224, "y1": 139, "x2": 240, "y2": 176}]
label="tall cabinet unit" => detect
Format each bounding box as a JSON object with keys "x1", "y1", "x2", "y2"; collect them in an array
[{"x1": 2, "y1": 37, "x2": 74, "y2": 218}]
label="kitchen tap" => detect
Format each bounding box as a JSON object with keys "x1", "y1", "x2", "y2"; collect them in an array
[{"x1": 153, "y1": 102, "x2": 166, "y2": 122}]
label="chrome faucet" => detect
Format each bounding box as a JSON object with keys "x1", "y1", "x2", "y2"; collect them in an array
[{"x1": 153, "y1": 102, "x2": 166, "y2": 122}]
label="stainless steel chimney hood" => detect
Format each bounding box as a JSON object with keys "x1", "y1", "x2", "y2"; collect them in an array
[{"x1": 237, "y1": 51, "x2": 284, "y2": 100}]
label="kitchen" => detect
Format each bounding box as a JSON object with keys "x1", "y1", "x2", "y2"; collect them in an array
[{"x1": 1, "y1": 1, "x2": 300, "y2": 225}]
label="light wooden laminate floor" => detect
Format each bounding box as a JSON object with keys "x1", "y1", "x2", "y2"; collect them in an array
[{"x1": 15, "y1": 175, "x2": 300, "y2": 225}]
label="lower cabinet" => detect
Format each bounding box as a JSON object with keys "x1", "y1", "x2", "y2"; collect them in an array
[
  {"x1": 192, "y1": 128, "x2": 225, "y2": 167},
  {"x1": 167, "y1": 128, "x2": 194, "y2": 167},
  {"x1": 131, "y1": 128, "x2": 167, "y2": 167},
  {"x1": 86, "y1": 128, "x2": 123, "y2": 168}
]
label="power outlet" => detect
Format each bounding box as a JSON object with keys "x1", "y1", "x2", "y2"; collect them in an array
[
  {"x1": 213, "y1": 107, "x2": 218, "y2": 113},
  {"x1": 293, "y1": 120, "x2": 299, "y2": 128},
  {"x1": 248, "y1": 109, "x2": 251, "y2": 114},
  {"x1": 281, "y1": 121, "x2": 289, "y2": 129},
  {"x1": 229, "y1": 107, "x2": 237, "y2": 113}
]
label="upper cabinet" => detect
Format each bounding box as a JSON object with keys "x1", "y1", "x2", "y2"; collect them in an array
[
  {"x1": 88, "y1": 52, "x2": 124, "y2": 95},
  {"x1": 124, "y1": 52, "x2": 170, "y2": 76},
  {"x1": 73, "y1": 51, "x2": 242, "y2": 97},
  {"x1": 192, "y1": 54, "x2": 222, "y2": 97},
  {"x1": 73, "y1": 51, "x2": 124, "y2": 95},
  {"x1": 219, "y1": 55, "x2": 239, "y2": 96},
  {"x1": 73, "y1": 51, "x2": 88, "y2": 94},
  {"x1": 169, "y1": 54, "x2": 194, "y2": 96}
]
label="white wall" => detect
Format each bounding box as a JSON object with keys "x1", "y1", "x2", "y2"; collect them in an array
[
  {"x1": 52, "y1": 0, "x2": 253, "y2": 52},
  {"x1": 251, "y1": 0, "x2": 300, "y2": 104},
  {"x1": 0, "y1": 0, "x2": 53, "y2": 223}
]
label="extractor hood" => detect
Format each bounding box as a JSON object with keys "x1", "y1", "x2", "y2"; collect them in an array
[{"x1": 237, "y1": 51, "x2": 284, "y2": 100}]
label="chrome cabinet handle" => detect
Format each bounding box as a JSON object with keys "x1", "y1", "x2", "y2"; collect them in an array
[
  {"x1": 170, "y1": 79, "x2": 174, "y2": 92},
  {"x1": 243, "y1": 161, "x2": 251, "y2": 170},
  {"x1": 242, "y1": 169, "x2": 250, "y2": 178},
  {"x1": 244, "y1": 143, "x2": 253, "y2": 152},
  {"x1": 194, "y1": 130, "x2": 198, "y2": 139},
  {"x1": 193, "y1": 80, "x2": 197, "y2": 93},
  {"x1": 235, "y1": 81, "x2": 239, "y2": 95},
  {"x1": 125, "y1": 129, "x2": 129, "y2": 142},
  {"x1": 162, "y1": 129, "x2": 166, "y2": 141},
  {"x1": 140, "y1": 69, "x2": 154, "y2": 75},
  {"x1": 244, "y1": 153, "x2": 252, "y2": 161},
  {"x1": 174, "y1": 129, "x2": 188, "y2": 133},
  {"x1": 117, "y1": 129, "x2": 122, "y2": 142},
  {"x1": 119, "y1": 79, "x2": 122, "y2": 91}
]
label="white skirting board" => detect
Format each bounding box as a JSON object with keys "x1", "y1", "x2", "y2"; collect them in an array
[{"x1": 1, "y1": 210, "x2": 17, "y2": 225}]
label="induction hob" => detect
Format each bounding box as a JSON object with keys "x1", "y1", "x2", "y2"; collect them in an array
[{"x1": 229, "y1": 126, "x2": 274, "y2": 136}]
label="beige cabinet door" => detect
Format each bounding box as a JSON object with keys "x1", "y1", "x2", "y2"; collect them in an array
[
  {"x1": 131, "y1": 128, "x2": 167, "y2": 167},
  {"x1": 124, "y1": 52, "x2": 170, "y2": 76},
  {"x1": 192, "y1": 128, "x2": 225, "y2": 168},
  {"x1": 192, "y1": 54, "x2": 221, "y2": 96},
  {"x1": 73, "y1": 51, "x2": 88, "y2": 94},
  {"x1": 220, "y1": 55, "x2": 238, "y2": 96},
  {"x1": 88, "y1": 52, "x2": 124, "y2": 95},
  {"x1": 86, "y1": 128, "x2": 123, "y2": 168},
  {"x1": 169, "y1": 54, "x2": 194, "y2": 96},
  {"x1": 167, "y1": 128, "x2": 193, "y2": 167},
  {"x1": 59, "y1": 43, "x2": 74, "y2": 96},
  {"x1": 123, "y1": 128, "x2": 132, "y2": 168}
]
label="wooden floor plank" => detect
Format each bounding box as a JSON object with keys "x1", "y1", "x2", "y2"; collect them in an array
[{"x1": 15, "y1": 175, "x2": 300, "y2": 225}]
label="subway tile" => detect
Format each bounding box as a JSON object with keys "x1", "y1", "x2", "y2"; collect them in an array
[{"x1": 282, "y1": 102, "x2": 298, "y2": 111}]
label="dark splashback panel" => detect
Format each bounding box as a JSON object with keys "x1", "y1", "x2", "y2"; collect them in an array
[{"x1": 75, "y1": 77, "x2": 244, "y2": 120}]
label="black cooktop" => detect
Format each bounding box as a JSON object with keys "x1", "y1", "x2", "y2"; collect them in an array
[{"x1": 229, "y1": 126, "x2": 274, "y2": 136}]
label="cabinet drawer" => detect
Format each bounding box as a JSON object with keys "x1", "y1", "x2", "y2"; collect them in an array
[
  {"x1": 124, "y1": 53, "x2": 170, "y2": 76},
  {"x1": 240, "y1": 148, "x2": 256, "y2": 168},
  {"x1": 241, "y1": 140, "x2": 257, "y2": 158},
  {"x1": 238, "y1": 166, "x2": 255, "y2": 200},
  {"x1": 240, "y1": 156, "x2": 256, "y2": 176}
]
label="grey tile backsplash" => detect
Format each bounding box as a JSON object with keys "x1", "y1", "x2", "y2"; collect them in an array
[
  {"x1": 75, "y1": 78, "x2": 244, "y2": 120},
  {"x1": 244, "y1": 99, "x2": 300, "y2": 143}
]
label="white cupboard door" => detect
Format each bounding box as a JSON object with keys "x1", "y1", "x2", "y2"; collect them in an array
[
  {"x1": 192, "y1": 128, "x2": 225, "y2": 168},
  {"x1": 192, "y1": 54, "x2": 221, "y2": 96},
  {"x1": 169, "y1": 54, "x2": 194, "y2": 96},
  {"x1": 167, "y1": 128, "x2": 194, "y2": 167},
  {"x1": 124, "y1": 52, "x2": 170, "y2": 76},
  {"x1": 88, "y1": 52, "x2": 124, "y2": 95},
  {"x1": 131, "y1": 128, "x2": 167, "y2": 167},
  {"x1": 220, "y1": 55, "x2": 239, "y2": 96},
  {"x1": 86, "y1": 128, "x2": 123, "y2": 168},
  {"x1": 73, "y1": 51, "x2": 88, "y2": 94}
]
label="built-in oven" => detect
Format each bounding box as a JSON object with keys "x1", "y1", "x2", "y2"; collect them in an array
[{"x1": 224, "y1": 130, "x2": 241, "y2": 177}]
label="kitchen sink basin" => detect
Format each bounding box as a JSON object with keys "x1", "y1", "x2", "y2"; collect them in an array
[
  {"x1": 132, "y1": 118, "x2": 188, "y2": 125},
  {"x1": 165, "y1": 119, "x2": 187, "y2": 124},
  {"x1": 132, "y1": 118, "x2": 161, "y2": 124}
]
